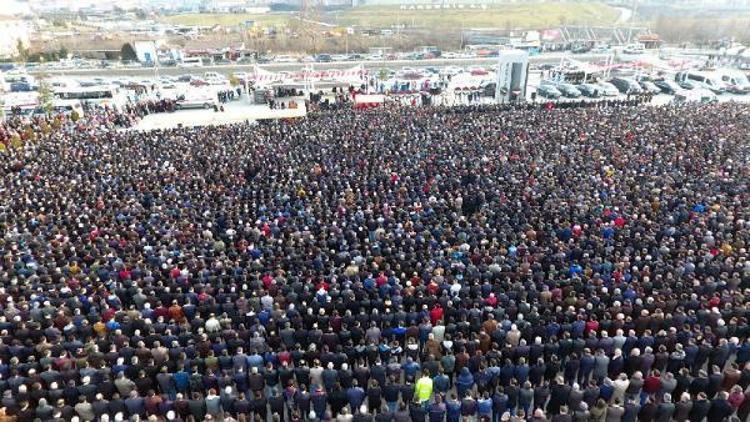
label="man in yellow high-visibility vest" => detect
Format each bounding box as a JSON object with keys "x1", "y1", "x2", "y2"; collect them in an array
[{"x1": 415, "y1": 370, "x2": 434, "y2": 405}]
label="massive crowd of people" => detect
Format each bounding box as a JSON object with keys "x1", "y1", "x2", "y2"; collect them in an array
[{"x1": 0, "y1": 101, "x2": 749, "y2": 422}]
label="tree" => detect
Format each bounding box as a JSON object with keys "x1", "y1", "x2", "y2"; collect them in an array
[
  {"x1": 58, "y1": 46, "x2": 69, "y2": 60},
  {"x1": 37, "y1": 75, "x2": 54, "y2": 116},
  {"x1": 16, "y1": 39, "x2": 28, "y2": 63},
  {"x1": 121, "y1": 43, "x2": 138, "y2": 62}
]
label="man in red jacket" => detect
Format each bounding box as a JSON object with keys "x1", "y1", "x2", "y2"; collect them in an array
[
  {"x1": 429, "y1": 304, "x2": 444, "y2": 326},
  {"x1": 643, "y1": 369, "x2": 662, "y2": 396}
]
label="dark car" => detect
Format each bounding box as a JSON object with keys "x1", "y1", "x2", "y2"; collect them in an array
[
  {"x1": 653, "y1": 79, "x2": 681, "y2": 94},
  {"x1": 577, "y1": 83, "x2": 600, "y2": 98},
  {"x1": 639, "y1": 80, "x2": 661, "y2": 94},
  {"x1": 610, "y1": 77, "x2": 643, "y2": 94},
  {"x1": 673, "y1": 74, "x2": 695, "y2": 90},
  {"x1": 315, "y1": 54, "x2": 332, "y2": 63},
  {"x1": 10, "y1": 82, "x2": 33, "y2": 92},
  {"x1": 557, "y1": 83, "x2": 582, "y2": 98},
  {"x1": 537, "y1": 85, "x2": 562, "y2": 99}
]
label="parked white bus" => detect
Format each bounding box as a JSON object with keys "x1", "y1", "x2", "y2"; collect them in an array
[
  {"x1": 53, "y1": 85, "x2": 124, "y2": 107},
  {"x1": 3, "y1": 97, "x2": 85, "y2": 118}
]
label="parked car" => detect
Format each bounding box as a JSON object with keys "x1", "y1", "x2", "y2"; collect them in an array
[
  {"x1": 577, "y1": 83, "x2": 601, "y2": 98},
  {"x1": 232, "y1": 72, "x2": 249, "y2": 82},
  {"x1": 571, "y1": 45, "x2": 591, "y2": 54},
  {"x1": 610, "y1": 77, "x2": 643, "y2": 94},
  {"x1": 653, "y1": 79, "x2": 681, "y2": 94},
  {"x1": 274, "y1": 55, "x2": 298, "y2": 63},
  {"x1": 536, "y1": 85, "x2": 562, "y2": 99},
  {"x1": 676, "y1": 79, "x2": 696, "y2": 90},
  {"x1": 557, "y1": 83, "x2": 582, "y2": 98},
  {"x1": 591, "y1": 45, "x2": 610, "y2": 53},
  {"x1": 175, "y1": 94, "x2": 216, "y2": 110},
  {"x1": 9, "y1": 82, "x2": 33, "y2": 92},
  {"x1": 441, "y1": 66, "x2": 464, "y2": 76},
  {"x1": 596, "y1": 81, "x2": 620, "y2": 97},
  {"x1": 673, "y1": 88, "x2": 717, "y2": 104},
  {"x1": 639, "y1": 80, "x2": 661, "y2": 94},
  {"x1": 189, "y1": 79, "x2": 209, "y2": 87}
]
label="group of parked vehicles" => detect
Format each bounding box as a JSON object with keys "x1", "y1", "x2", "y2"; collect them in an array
[
  {"x1": 535, "y1": 68, "x2": 750, "y2": 104},
  {"x1": 536, "y1": 79, "x2": 620, "y2": 100}
]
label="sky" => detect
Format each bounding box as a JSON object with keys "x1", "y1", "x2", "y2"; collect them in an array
[{"x1": 4, "y1": 1, "x2": 31, "y2": 15}]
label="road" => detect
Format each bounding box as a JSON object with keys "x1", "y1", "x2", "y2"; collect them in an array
[{"x1": 27, "y1": 53, "x2": 610, "y2": 78}]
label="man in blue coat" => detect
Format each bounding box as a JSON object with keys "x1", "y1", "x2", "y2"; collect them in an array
[{"x1": 347, "y1": 380, "x2": 366, "y2": 413}]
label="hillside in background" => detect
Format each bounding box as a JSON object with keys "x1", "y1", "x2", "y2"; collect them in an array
[
  {"x1": 161, "y1": 2, "x2": 620, "y2": 31},
  {"x1": 330, "y1": 2, "x2": 619, "y2": 30}
]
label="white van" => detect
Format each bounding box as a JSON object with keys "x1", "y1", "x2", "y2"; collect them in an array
[
  {"x1": 673, "y1": 88, "x2": 717, "y2": 104},
  {"x1": 717, "y1": 70, "x2": 750, "y2": 94},
  {"x1": 623, "y1": 43, "x2": 645, "y2": 55},
  {"x1": 204, "y1": 72, "x2": 226, "y2": 80},
  {"x1": 178, "y1": 57, "x2": 204, "y2": 68},
  {"x1": 675, "y1": 71, "x2": 725, "y2": 94}
]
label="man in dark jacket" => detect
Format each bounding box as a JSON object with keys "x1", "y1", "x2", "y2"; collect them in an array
[
  {"x1": 688, "y1": 392, "x2": 710, "y2": 422},
  {"x1": 655, "y1": 393, "x2": 675, "y2": 422},
  {"x1": 533, "y1": 382, "x2": 549, "y2": 412},
  {"x1": 409, "y1": 399, "x2": 426, "y2": 422},
  {"x1": 673, "y1": 394, "x2": 693, "y2": 421},
  {"x1": 188, "y1": 392, "x2": 206, "y2": 421},
  {"x1": 249, "y1": 367, "x2": 265, "y2": 394},
  {"x1": 706, "y1": 391, "x2": 734, "y2": 422},
  {"x1": 622, "y1": 398, "x2": 640, "y2": 422},
  {"x1": 124, "y1": 390, "x2": 145, "y2": 418},
  {"x1": 91, "y1": 394, "x2": 109, "y2": 420},
  {"x1": 322, "y1": 363, "x2": 339, "y2": 392},
  {"x1": 551, "y1": 405, "x2": 573, "y2": 422},
  {"x1": 354, "y1": 405, "x2": 374, "y2": 422},
  {"x1": 383, "y1": 377, "x2": 401, "y2": 413},
  {"x1": 311, "y1": 386, "x2": 327, "y2": 418},
  {"x1": 329, "y1": 384, "x2": 348, "y2": 417},
  {"x1": 638, "y1": 397, "x2": 658, "y2": 422},
  {"x1": 548, "y1": 378, "x2": 571, "y2": 415}
]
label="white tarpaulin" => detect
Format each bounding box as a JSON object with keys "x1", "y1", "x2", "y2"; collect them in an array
[
  {"x1": 353, "y1": 94, "x2": 385, "y2": 104},
  {"x1": 251, "y1": 65, "x2": 367, "y2": 86}
]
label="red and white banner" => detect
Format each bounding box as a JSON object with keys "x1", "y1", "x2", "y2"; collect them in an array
[{"x1": 250, "y1": 65, "x2": 368, "y2": 85}]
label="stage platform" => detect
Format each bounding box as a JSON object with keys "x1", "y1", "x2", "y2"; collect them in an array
[{"x1": 130, "y1": 101, "x2": 306, "y2": 131}]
